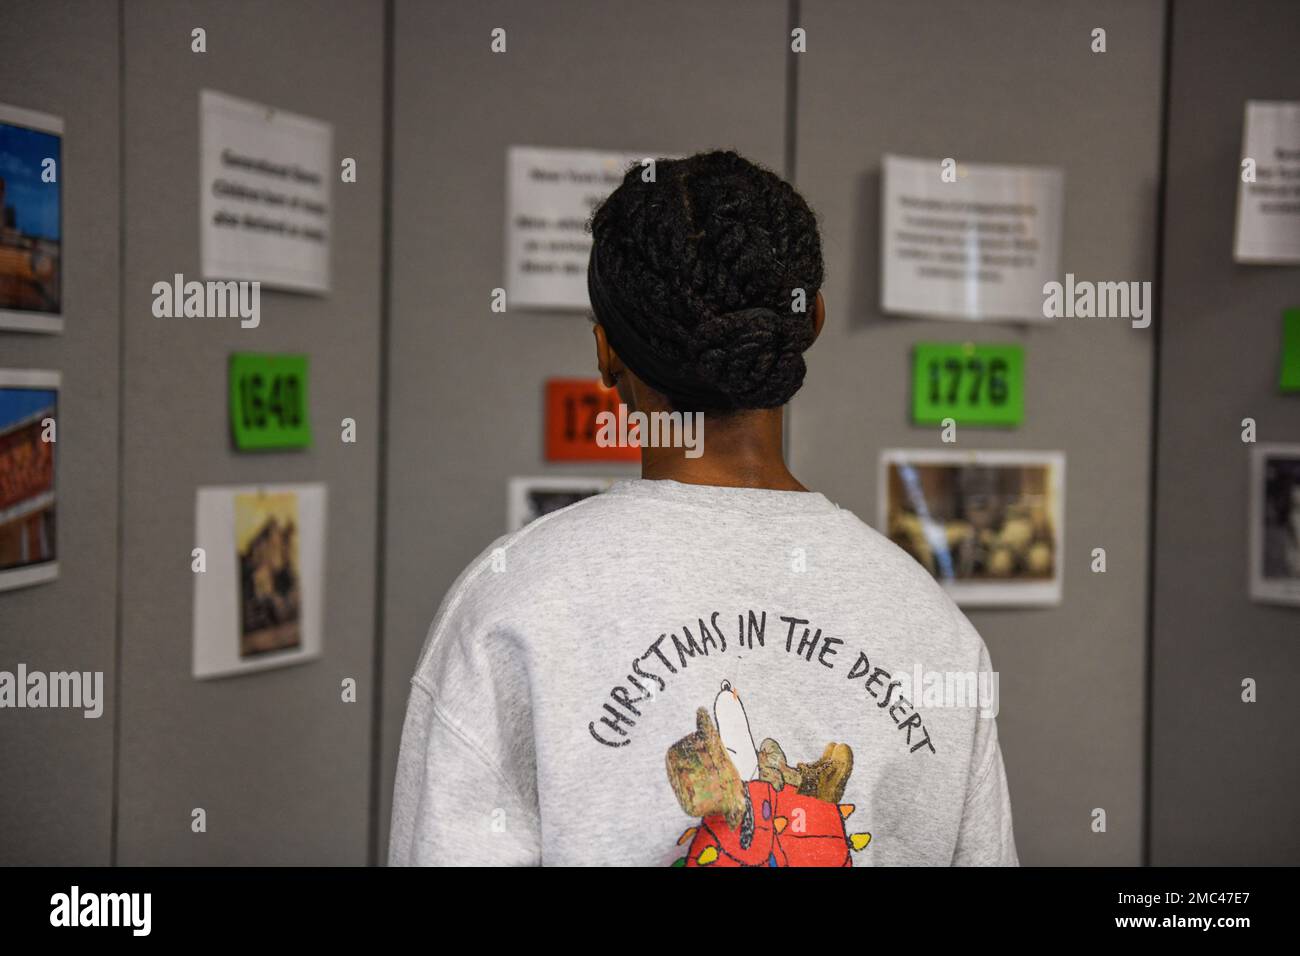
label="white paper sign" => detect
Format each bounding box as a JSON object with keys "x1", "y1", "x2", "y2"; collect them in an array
[
  {"x1": 881, "y1": 155, "x2": 1064, "y2": 322},
  {"x1": 192, "y1": 483, "x2": 327, "y2": 680},
  {"x1": 505, "y1": 146, "x2": 649, "y2": 310},
  {"x1": 1234, "y1": 101, "x2": 1300, "y2": 264},
  {"x1": 200, "y1": 90, "x2": 333, "y2": 293}
]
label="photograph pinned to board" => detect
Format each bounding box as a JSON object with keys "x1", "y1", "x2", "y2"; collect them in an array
[
  {"x1": 881, "y1": 154, "x2": 1064, "y2": 323},
  {"x1": 1234, "y1": 101, "x2": 1300, "y2": 264},
  {"x1": 0, "y1": 369, "x2": 58, "y2": 592},
  {"x1": 878, "y1": 449, "x2": 1064, "y2": 607},
  {"x1": 200, "y1": 90, "x2": 333, "y2": 294},
  {"x1": 0, "y1": 103, "x2": 62, "y2": 332},
  {"x1": 192, "y1": 483, "x2": 327, "y2": 679},
  {"x1": 507, "y1": 476, "x2": 614, "y2": 532},
  {"x1": 505, "y1": 146, "x2": 658, "y2": 310},
  {"x1": 1250, "y1": 444, "x2": 1300, "y2": 606}
]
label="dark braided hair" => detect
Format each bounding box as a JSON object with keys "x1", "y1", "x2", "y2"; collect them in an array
[{"x1": 588, "y1": 150, "x2": 824, "y2": 413}]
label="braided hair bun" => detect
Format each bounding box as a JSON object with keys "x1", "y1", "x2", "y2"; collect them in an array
[{"x1": 589, "y1": 150, "x2": 824, "y2": 413}]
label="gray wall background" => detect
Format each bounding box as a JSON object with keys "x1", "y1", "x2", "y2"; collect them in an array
[
  {"x1": 1, "y1": 0, "x2": 1296, "y2": 866},
  {"x1": 0, "y1": 0, "x2": 122, "y2": 866},
  {"x1": 1150, "y1": 0, "x2": 1300, "y2": 865},
  {"x1": 789, "y1": 0, "x2": 1164, "y2": 866},
  {"x1": 111, "y1": 0, "x2": 384, "y2": 864}
]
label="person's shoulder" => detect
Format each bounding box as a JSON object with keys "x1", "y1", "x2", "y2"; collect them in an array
[
  {"x1": 509, "y1": 486, "x2": 634, "y2": 545},
  {"x1": 829, "y1": 503, "x2": 941, "y2": 584},
  {"x1": 829, "y1": 505, "x2": 987, "y2": 658},
  {"x1": 440, "y1": 489, "x2": 631, "y2": 604}
]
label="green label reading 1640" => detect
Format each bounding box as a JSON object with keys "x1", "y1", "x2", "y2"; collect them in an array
[
  {"x1": 229, "y1": 353, "x2": 311, "y2": 450},
  {"x1": 912, "y1": 342, "x2": 1024, "y2": 427}
]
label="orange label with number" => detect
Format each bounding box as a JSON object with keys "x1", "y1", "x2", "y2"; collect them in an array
[{"x1": 544, "y1": 379, "x2": 638, "y2": 462}]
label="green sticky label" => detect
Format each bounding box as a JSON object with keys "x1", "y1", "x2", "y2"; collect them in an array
[
  {"x1": 1282, "y1": 309, "x2": 1300, "y2": 392},
  {"x1": 912, "y1": 342, "x2": 1024, "y2": 427},
  {"x1": 229, "y1": 353, "x2": 311, "y2": 450}
]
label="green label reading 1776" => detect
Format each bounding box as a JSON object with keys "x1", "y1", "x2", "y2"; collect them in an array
[
  {"x1": 912, "y1": 342, "x2": 1024, "y2": 427},
  {"x1": 229, "y1": 353, "x2": 311, "y2": 451}
]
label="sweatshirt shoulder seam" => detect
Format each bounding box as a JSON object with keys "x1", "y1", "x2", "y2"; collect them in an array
[
  {"x1": 409, "y1": 678, "x2": 540, "y2": 824},
  {"x1": 413, "y1": 504, "x2": 579, "y2": 676},
  {"x1": 964, "y1": 737, "x2": 1001, "y2": 808}
]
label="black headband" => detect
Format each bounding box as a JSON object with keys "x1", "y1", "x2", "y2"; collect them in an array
[{"x1": 587, "y1": 240, "x2": 735, "y2": 410}]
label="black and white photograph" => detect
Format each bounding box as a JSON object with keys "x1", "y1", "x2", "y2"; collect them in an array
[{"x1": 1251, "y1": 444, "x2": 1300, "y2": 605}]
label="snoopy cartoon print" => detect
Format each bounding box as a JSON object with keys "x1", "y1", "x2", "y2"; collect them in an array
[
  {"x1": 713, "y1": 679, "x2": 760, "y2": 782},
  {"x1": 665, "y1": 677, "x2": 869, "y2": 866}
]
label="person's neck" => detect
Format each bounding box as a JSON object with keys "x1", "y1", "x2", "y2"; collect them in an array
[{"x1": 639, "y1": 407, "x2": 808, "y2": 492}]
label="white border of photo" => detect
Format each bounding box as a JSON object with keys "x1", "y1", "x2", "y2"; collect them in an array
[
  {"x1": 877, "y1": 448, "x2": 1066, "y2": 607},
  {"x1": 0, "y1": 102, "x2": 64, "y2": 334},
  {"x1": 0, "y1": 368, "x2": 60, "y2": 591},
  {"x1": 191, "y1": 482, "x2": 328, "y2": 679}
]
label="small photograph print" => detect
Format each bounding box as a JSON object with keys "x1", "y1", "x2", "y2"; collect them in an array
[
  {"x1": 507, "y1": 476, "x2": 614, "y2": 532},
  {"x1": 1251, "y1": 444, "x2": 1300, "y2": 606},
  {"x1": 0, "y1": 369, "x2": 58, "y2": 592},
  {"x1": 192, "y1": 483, "x2": 326, "y2": 680},
  {"x1": 879, "y1": 449, "x2": 1064, "y2": 607},
  {"x1": 235, "y1": 491, "x2": 302, "y2": 658},
  {"x1": 0, "y1": 103, "x2": 62, "y2": 332}
]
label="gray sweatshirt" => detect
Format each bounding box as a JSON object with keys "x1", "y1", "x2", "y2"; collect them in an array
[{"x1": 389, "y1": 478, "x2": 1017, "y2": 867}]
